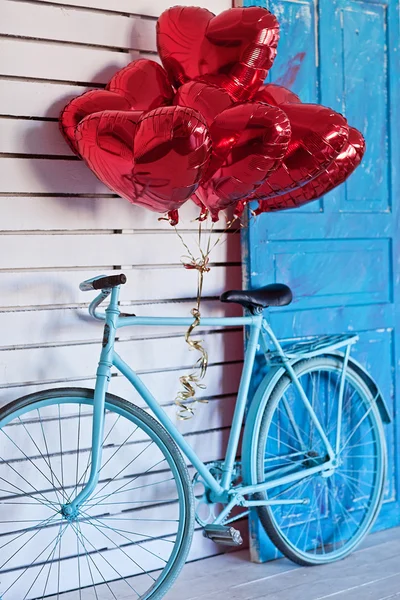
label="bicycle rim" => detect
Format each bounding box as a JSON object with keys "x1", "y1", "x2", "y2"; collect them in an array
[
  {"x1": 0, "y1": 389, "x2": 194, "y2": 599},
  {"x1": 255, "y1": 356, "x2": 386, "y2": 565}
]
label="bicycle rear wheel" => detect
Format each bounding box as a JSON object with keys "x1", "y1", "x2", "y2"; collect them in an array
[
  {"x1": 0, "y1": 388, "x2": 194, "y2": 599},
  {"x1": 254, "y1": 355, "x2": 386, "y2": 565}
]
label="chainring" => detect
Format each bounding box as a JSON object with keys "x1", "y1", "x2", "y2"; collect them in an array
[{"x1": 192, "y1": 461, "x2": 242, "y2": 526}]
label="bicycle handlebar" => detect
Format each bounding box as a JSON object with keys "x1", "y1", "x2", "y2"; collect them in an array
[
  {"x1": 88, "y1": 290, "x2": 110, "y2": 320},
  {"x1": 79, "y1": 274, "x2": 127, "y2": 320},
  {"x1": 80, "y1": 274, "x2": 127, "y2": 292}
]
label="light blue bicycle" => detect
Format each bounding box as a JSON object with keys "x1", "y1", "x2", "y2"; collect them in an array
[{"x1": 0, "y1": 274, "x2": 389, "y2": 599}]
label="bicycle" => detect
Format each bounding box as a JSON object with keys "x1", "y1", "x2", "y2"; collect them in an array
[{"x1": 0, "y1": 273, "x2": 389, "y2": 599}]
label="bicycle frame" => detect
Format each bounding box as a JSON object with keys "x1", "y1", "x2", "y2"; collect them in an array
[{"x1": 66, "y1": 286, "x2": 341, "y2": 515}]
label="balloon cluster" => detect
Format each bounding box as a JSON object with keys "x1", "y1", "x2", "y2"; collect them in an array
[{"x1": 60, "y1": 5, "x2": 365, "y2": 224}]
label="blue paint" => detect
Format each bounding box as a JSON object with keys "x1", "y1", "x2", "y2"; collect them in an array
[{"x1": 243, "y1": 0, "x2": 400, "y2": 560}]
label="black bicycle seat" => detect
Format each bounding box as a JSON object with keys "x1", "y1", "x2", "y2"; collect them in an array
[{"x1": 220, "y1": 284, "x2": 293, "y2": 311}]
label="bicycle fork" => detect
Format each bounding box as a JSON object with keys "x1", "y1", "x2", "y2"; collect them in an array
[{"x1": 62, "y1": 288, "x2": 120, "y2": 517}]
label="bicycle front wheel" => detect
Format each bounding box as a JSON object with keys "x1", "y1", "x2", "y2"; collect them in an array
[
  {"x1": 0, "y1": 388, "x2": 194, "y2": 599},
  {"x1": 254, "y1": 355, "x2": 386, "y2": 565}
]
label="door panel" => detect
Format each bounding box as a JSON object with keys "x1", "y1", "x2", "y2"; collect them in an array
[{"x1": 243, "y1": 0, "x2": 400, "y2": 562}]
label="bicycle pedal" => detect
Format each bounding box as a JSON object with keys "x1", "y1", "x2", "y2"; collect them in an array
[{"x1": 203, "y1": 524, "x2": 243, "y2": 547}]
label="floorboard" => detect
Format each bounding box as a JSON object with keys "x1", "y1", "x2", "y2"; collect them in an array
[{"x1": 164, "y1": 526, "x2": 400, "y2": 600}]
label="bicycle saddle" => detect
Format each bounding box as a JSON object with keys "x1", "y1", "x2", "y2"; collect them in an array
[{"x1": 220, "y1": 284, "x2": 292, "y2": 311}]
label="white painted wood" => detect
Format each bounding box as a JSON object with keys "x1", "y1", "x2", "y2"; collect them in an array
[
  {"x1": 31, "y1": 0, "x2": 232, "y2": 18},
  {"x1": 0, "y1": 302, "x2": 241, "y2": 346},
  {"x1": 0, "y1": 118, "x2": 75, "y2": 156},
  {"x1": 0, "y1": 266, "x2": 241, "y2": 307},
  {"x1": 0, "y1": 232, "x2": 239, "y2": 269},
  {"x1": 0, "y1": 80, "x2": 92, "y2": 119},
  {"x1": 0, "y1": 197, "x2": 239, "y2": 231},
  {"x1": 0, "y1": 0, "x2": 241, "y2": 583},
  {"x1": 0, "y1": 38, "x2": 139, "y2": 83},
  {"x1": 0, "y1": 360, "x2": 243, "y2": 408},
  {"x1": 0, "y1": 329, "x2": 243, "y2": 385},
  {"x1": 2, "y1": 0, "x2": 157, "y2": 52},
  {"x1": 0, "y1": 157, "x2": 109, "y2": 193}
]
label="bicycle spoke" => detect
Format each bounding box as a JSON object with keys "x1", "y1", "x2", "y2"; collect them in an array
[
  {"x1": 77, "y1": 524, "x2": 82, "y2": 600},
  {"x1": 72, "y1": 403, "x2": 82, "y2": 505},
  {"x1": 339, "y1": 404, "x2": 374, "y2": 455},
  {"x1": 3, "y1": 516, "x2": 66, "y2": 596},
  {"x1": 58, "y1": 404, "x2": 66, "y2": 505},
  {"x1": 68, "y1": 412, "x2": 123, "y2": 503},
  {"x1": 80, "y1": 509, "x2": 176, "y2": 545},
  {"x1": 74, "y1": 521, "x2": 100, "y2": 600},
  {"x1": 23, "y1": 522, "x2": 66, "y2": 600},
  {"x1": 72, "y1": 520, "x2": 140, "y2": 598},
  {"x1": 18, "y1": 414, "x2": 64, "y2": 506},
  {"x1": 0, "y1": 435, "x2": 62, "y2": 508},
  {"x1": 41, "y1": 522, "x2": 66, "y2": 599},
  {"x1": 85, "y1": 474, "x2": 175, "y2": 503},
  {"x1": 37, "y1": 413, "x2": 64, "y2": 508},
  {"x1": 71, "y1": 525, "x2": 118, "y2": 600},
  {"x1": 0, "y1": 512, "x2": 59, "y2": 556},
  {"x1": 82, "y1": 516, "x2": 165, "y2": 592},
  {"x1": 86, "y1": 451, "x2": 165, "y2": 511}
]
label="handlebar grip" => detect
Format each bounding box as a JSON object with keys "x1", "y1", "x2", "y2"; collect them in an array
[
  {"x1": 80, "y1": 274, "x2": 127, "y2": 292},
  {"x1": 92, "y1": 274, "x2": 127, "y2": 290}
]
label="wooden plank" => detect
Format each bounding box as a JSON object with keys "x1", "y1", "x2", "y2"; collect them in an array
[
  {"x1": 164, "y1": 552, "x2": 297, "y2": 600},
  {"x1": 30, "y1": 0, "x2": 232, "y2": 18},
  {"x1": 0, "y1": 394, "x2": 236, "y2": 464},
  {"x1": 323, "y1": 574, "x2": 400, "y2": 599},
  {"x1": 0, "y1": 265, "x2": 241, "y2": 307},
  {"x1": 0, "y1": 360, "x2": 242, "y2": 405},
  {"x1": 0, "y1": 38, "x2": 138, "y2": 83},
  {"x1": 0, "y1": 196, "x2": 240, "y2": 232},
  {"x1": 0, "y1": 302, "x2": 241, "y2": 346},
  {"x1": 0, "y1": 329, "x2": 243, "y2": 385},
  {"x1": 0, "y1": 232, "x2": 239, "y2": 269},
  {"x1": 0, "y1": 118, "x2": 75, "y2": 156},
  {"x1": 2, "y1": 0, "x2": 157, "y2": 52},
  {"x1": 0, "y1": 156, "x2": 110, "y2": 193},
  {"x1": 0, "y1": 79, "x2": 92, "y2": 119},
  {"x1": 165, "y1": 531, "x2": 400, "y2": 600},
  {"x1": 0, "y1": 360, "x2": 243, "y2": 411}
]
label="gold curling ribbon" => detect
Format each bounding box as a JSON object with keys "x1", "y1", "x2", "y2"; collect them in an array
[{"x1": 175, "y1": 255, "x2": 210, "y2": 420}]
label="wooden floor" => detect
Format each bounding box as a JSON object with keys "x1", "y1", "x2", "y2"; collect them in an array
[{"x1": 165, "y1": 527, "x2": 400, "y2": 600}]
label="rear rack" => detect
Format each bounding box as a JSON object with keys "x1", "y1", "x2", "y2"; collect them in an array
[{"x1": 266, "y1": 333, "x2": 359, "y2": 364}]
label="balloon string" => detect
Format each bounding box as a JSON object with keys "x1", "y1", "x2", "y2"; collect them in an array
[
  {"x1": 174, "y1": 220, "x2": 211, "y2": 420},
  {"x1": 173, "y1": 212, "x2": 244, "y2": 419}
]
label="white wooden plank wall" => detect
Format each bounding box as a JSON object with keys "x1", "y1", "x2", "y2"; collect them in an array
[{"x1": 0, "y1": 0, "x2": 244, "y2": 581}]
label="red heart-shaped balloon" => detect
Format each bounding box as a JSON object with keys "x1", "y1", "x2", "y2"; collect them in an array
[
  {"x1": 248, "y1": 85, "x2": 350, "y2": 201},
  {"x1": 255, "y1": 83, "x2": 301, "y2": 106},
  {"x1": 255, "y1": 127, "x2": 365, "y2": 213},
  {"x1": 76, "y1": 106, "x2": 211, "y2": 220},
  {"x1": 60, "y1": 59, "x2": 174, "y2": 155},
  {"x1": 195, "y1": 102, "x2": 291, "y2": 220},
  {"x1": 173, "y1": 82, "x2": 291, "y2": 220},
  {"x1": 174, "y1": 81, "x2": 233, "y2": 128},
  {"x1": 157, "y1": 6, "x2": 279, "y2": 102}
]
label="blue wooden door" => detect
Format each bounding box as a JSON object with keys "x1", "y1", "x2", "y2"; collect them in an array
[{"x1": 243, "y1": 0, "x2": 400, "y2": 561}]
